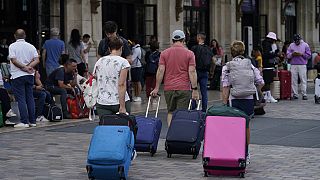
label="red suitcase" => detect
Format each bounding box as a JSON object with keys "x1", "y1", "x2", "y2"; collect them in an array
[
  {"x1": 203, "y1": 116, "x2": 246, "y2": 178},
  {"x1": 278, "y1": 70, "x2": 291, "y2": 100}
]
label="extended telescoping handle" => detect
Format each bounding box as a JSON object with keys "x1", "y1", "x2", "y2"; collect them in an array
[
  {"x1": 145, "y1": 95, "x2": 161, "y2": 118},
  {"x1": 188, "y1": 99, "x2": 201, "y2": 110}
]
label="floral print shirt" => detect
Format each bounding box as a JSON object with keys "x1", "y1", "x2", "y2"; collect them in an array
[{"x1": 94, "y1": 55, "x2": 130, "y2": 105}]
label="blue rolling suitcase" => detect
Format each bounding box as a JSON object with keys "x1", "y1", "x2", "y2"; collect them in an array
[
  {"x1": 165, "y1": 100, "x2": 205, "y2": 159},
  {"x1": 135, "y1": 96, "x2": 162, "y2": 156},
  {"x1": 86, "y1": 126, "x2": 134, "y2": 180}
]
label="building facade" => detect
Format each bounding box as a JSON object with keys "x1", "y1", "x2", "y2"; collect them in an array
[{"x1": 1, "y1": 0, "x2": 319, "y2": 59}]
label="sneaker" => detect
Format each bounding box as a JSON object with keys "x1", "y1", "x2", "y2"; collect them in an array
[
  {"x1": 132, "y1": 150, "x2": 137, "y2": 160},
  {"x1": 246, "y1": 152, "x2": 251, "y2": 165},
  {"x1": 269, "y1": 96, "x2": 278, "y2": 103},
  {"x1": 36, "y1": 116, "x2": 49, "y2": 122},
  {"x1": 5, "y1": 120, "x2": 16, "y2": 125},
  {"x1": 36, "y1": 116, "x2": 42, "y2": 122},
  {"x1": 41, "y1": 116, "x2": 49, "y2": 122},
  {"x1": 6, "y1": 109, "x2": 17, "y2": 117},
  {"x1": 14, "y1": 123, "x2": 29, "y2": 128},
  {"x1": 303, "y1": 95, "x2": 308, "y2": 100},
  {"x1": 29, "y1": 123, "x2": 37, "y2": 127},
  {"x1": 152, "y1": 99, "x2": 159, "y2": 104},
  {"x1": 293, "y1": 95, "x2": 299, "y2": 99},
  {"x1": 133, "y1": 97, "x2": 142, "y2": 102}
]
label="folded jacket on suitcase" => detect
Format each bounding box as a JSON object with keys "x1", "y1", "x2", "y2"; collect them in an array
[
  {"x1": 87, "y1": 126, "x2": 134, "y2": 180},
  {"x1": 206, "y1": 105, "x2": 250, "y2": 127},
  {"x1": 203, "y1": 116, "x2": 246, "y2": 178},
  {"x1": 135, "y1": 96, "x2": 162, "y2": 156},
  {"x1": 165, "y1": 100, "x2": 204, "y2": 159},
  {"x1": 99, "y1": 113, "x2": 138, "y2": 140}
]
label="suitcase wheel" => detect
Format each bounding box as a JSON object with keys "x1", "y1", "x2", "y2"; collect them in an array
[
  {"x1": 167, "y1": 153, "x2": 172, "y2": 158},
  {"x1": 150, "y1": 152, "x2": 155, "y2": 157},
  {"x1": 204, "y1": 171, "x2": 208, "y2": 177},
  {"x1": 192, "y1": 154, "x2": 198, "y2": 159},
  {"x1": 239, "y1": 172, "x2": 245, "y2": 178}
]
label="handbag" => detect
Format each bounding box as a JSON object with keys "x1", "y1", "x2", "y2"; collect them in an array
[
  {"x1": 83, "y1": 74, "x2": 98, "y2": 108},
  {"x1": 83, "y1": 74, "x2": 98, "y2": 120}
]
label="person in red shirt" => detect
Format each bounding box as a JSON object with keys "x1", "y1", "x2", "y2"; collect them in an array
[{"x1": 150, "y1": 30, "x2": 199, "y2": 126}]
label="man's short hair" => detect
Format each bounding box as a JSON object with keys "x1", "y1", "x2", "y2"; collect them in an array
[
  {"x1": 108, "y1": 36, "x2": 123, "y2": 51},
  {"x1": 103, "y1": 21, "x2": 118, "y2": 34},
  {"x1": 15, "y1": 29, "x2": 26, "y2": 39},
  {"x1": 59, "y1": 54, "x2": 69, "y2": 65},
  {"x1": 83, "y1": 34, "x2": 90, "y2": 39},
  {"x1": 50, "y1": 28, "x2": 60, "y2": 36},
  {"x1": 66, "y1": 58, "x2": 77, "y2": 65}
]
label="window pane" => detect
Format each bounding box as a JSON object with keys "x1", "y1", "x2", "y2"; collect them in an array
[
  {"x1": 145, "y1": 6, "x2": 154, "y2": 21},
  {"x1": 145, "y1": 21, "x2": 154, "y2": 36}
]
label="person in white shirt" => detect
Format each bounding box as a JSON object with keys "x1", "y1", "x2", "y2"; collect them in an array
[
  {"x1": 8, "y1": 29, "x2": 39, "y2": 128},
  {"x1": 94, "y1": 36, "x2": 131, "y2": 115},
  {"x1": 130, "y1": 39, "x2": 143, "y2": 102},
  {"x1": 81, "y1": 34, "x2": 92, "y2": 67}
]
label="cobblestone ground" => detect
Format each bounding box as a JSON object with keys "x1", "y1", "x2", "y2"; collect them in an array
[{"x1": 1, "y1": 127, "x2": 320, "y2": 180}]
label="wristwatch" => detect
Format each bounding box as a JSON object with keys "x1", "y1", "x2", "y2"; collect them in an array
[{"x1": 191, "y1": 87, "x2": 198, "y2": 90}]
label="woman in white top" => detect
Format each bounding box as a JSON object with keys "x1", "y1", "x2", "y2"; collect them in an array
[{"x1": 94, "y1": 36, "x2": 131, "y2": 115}]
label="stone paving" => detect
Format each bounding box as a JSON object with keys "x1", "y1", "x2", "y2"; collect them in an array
[
  {"x1": 1, "y1": 85, "x2": 320, "y2": 179},
  {"x1": 1, "y1": 127, "x2": 320, "y2": 180}
]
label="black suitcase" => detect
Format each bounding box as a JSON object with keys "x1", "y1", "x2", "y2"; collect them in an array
[
  {"x1": 165, "y1": 100, "x2": 204, "y2": 159},
  {"x1": 99, "y1": 113, "x2": 138, "y2": 140}
]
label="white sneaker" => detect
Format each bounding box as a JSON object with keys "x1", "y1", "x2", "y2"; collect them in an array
[
  {"x1": 14, "y1": 123, "x2": 29, "y2": 128},
  {"x1": 132, "y1": 150, "x2": 137, "y2": 160},
  {"x1": 29, "y1": 123, "x2": 37, "y2": 127},
  {"x1": 269, "y1": 96, "x2": 278, "y2": 103},
  {"x1": 246, "y1": 152, "x2": 251, "y2": 165},
  {"x1": 36, "y1": 116, "x2": 42, "y2": 122},
  {"x1": 152, "y1": 99, "x2": 158, "y2": 104},
  {"x1": 36, "y1": 116, "x2": 49, "y2": 122},
  {"x1": 133, "y1": 97, "x2": 142, "y2": 102},
  {"x1": 6, "y1": 109, "x2": 17, "y2": 117},
  {"x1": 5, "y1": 120, "x2": 15, "y2": 125},
  {"x1": 41, "y1": 116, "x2": 49, "y2": 122}
]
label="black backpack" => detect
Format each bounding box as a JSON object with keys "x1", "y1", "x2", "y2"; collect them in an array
[
  {"x1": 193, "y1": 45, "x2": 213, "y2": 71},
  {"x1": 146, "y1": 51, "x2": 160, "y2": 74},
  {"x1": 44, "y1": 104, "x2": 63, "y2": 122}
]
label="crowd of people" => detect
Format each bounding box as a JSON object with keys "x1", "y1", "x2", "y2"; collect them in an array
[{"x1": 0, "y1": 19, "x2": 316, "y2": 130}]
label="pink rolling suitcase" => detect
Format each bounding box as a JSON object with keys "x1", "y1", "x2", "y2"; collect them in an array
[{"x1": 203, "y1": 116, "x2": 246, "y2": 178}]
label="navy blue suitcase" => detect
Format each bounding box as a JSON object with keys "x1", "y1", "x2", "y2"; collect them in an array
[
  {"x1": 86, "y1": 126, "x2": 134, "y2": 180},
  {"x1": 165, "y1": 100, "x2": 205, "y2": 159},
  {"x1": 135, "y1": 96, "x2": 162, "y2": 156}
]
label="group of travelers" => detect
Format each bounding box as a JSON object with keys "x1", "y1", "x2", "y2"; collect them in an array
[
  {"x1": 0, "y1": 19, "x2": 313, "y2": 132},
  {"x1": 0, "y1": 27, "x2": 94, "y2": 127}
]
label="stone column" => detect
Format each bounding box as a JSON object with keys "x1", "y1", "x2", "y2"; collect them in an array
[
  {"x1": 209, "y1": 0, "x2": 238, "y2": 56},
  {"x1": 84, "y1": 0, "x2": 102, "y2": 72},
  {"x1": 64, "y1": 0, "x2": 82, "y2": 41},
  {"x1": 297, "y1": 0, "x2": 320, "y2": 50},
  {"x1": 157, "y1": 0, "x2": 184, "y2": 50}
]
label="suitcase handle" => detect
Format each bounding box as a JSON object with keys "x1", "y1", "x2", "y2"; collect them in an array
[
  {"x1": 145, "y1": 95, "x2": 161, "y2": 118},
  {"x1": 188, "y1": 99, "x2": 201, "y2": 110}
]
